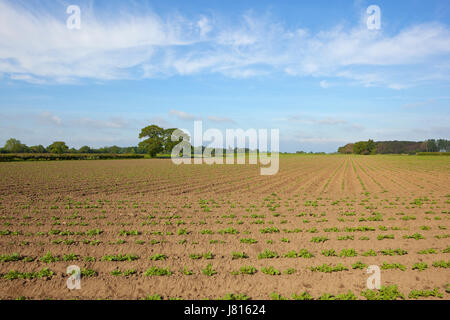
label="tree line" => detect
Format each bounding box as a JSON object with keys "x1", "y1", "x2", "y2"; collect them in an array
[
  {"x1": 0, "y1": 138, "x2": 147, "y2": 155},
  {"x1": 0, "y1": 125, "x2": 258, "y2": 158},
  {"x1": 338, "y1": 139, "x2": 450, "y2": 155}
]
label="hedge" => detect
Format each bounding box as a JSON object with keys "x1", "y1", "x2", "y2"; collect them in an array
[{"x1": 0, "y1": 153, "x2": 146, "y2": 162}]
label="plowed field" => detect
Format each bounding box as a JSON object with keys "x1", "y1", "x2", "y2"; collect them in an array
[{"x1": 0, "y1": 155, "x2": 449, "y2": 300}]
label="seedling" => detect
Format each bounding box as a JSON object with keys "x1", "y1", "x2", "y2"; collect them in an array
[
  {"x1": 202, "y1": 264, "x2": 217, "y2": 276},
  {"x1": 403, "y1": 233, "x2": 425, "y2": 240},
  {"x1": 310, "y1": 263, "x2": 348, "y2": 273},
  {"x1": 222, "y1": 293, "x2": 250, "y2": 300},
  {"x1": 412, "y1": 262, "x2": 428, "y2": 271},
  {"x1": 321, "y1": 249, "x2": 337, "y2": 257},
  {"x1": 291, "y1": 292, "x2": 314, "y2": 300},
  {"x1": 144, "y1": 267, "x2": 172, "y2": 276},
  {"x1": 318, "y1": 291, "x2": 357, "y2": 300},
  {"x1": 432, "y1": 260, "x2": 450, "y2": 268},
  {"x1": 380, "y1": 249, "x2": 407, "y2": 256},
  {"x1": 311, "y1": 236, "x2": 328, "y2": 243},
  {"x1": 362, "y1": 249, "x2": 377, "y2": 256},
  {"x1": 298, "y1": 249, "x2": 314, "y2": 258},
  {"x1": 150, "y1": 254, "x2": 167, "y2": 261},
  {"x1": 231, "y1": 252, "x2": 248, "y2": 260},
  {"x1": 40, "y1": 251, "x2": 59, "y2": 263},
  {"x1": 239, "y1": 266, "x2": 257, "y2": 275},
  {"x1": 262, "y1": 266, "x2": 281, "y2": 275},
  {"x1": 352, "y1": 261, "x2": 367, "y2": 269},
  {"x1": 269, "y1": 293, "x2": 287, "y2": 300},
  {"x1": 284, "y1": 268, "x2": 296, "y2": 275},
  {"x1": 339, "y1": 249, "x2": 357, "y2": 257},
  {"x1": 408, "y1": 288, "x2": 443, "y2": 299},
  {"x1": 258, "y1": 250, "x2": 279, "y2": 259},
  {"x1": 361, "y1": 285, "x2": 405, "y2": 300},
  {"x1": 4, "y1": 268, "x2": 54, "y2": 280},
  {"x1": 380, "y1": 262, "x2": 406, "y2": 271},
  {"x1": 101, "y1": 254, "x2": 139, "y2": 262},
  {"x1": 182, "y1": 267, "x2": 193, "y2": 275},
  {"x1": 240, "y1": 238, "x2": 258, "y2": 244},
  {"x1": 0, "y1": 253, "x2": 22, "y2": 262}
]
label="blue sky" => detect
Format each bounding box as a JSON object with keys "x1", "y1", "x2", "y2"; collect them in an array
[{"x1": 0, "y1": 0, "x2": 449, "y2": 152}]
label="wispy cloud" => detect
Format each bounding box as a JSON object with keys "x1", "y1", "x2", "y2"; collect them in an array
[
  {"x1": 37, "y1": 111, "x2": 62, "y2": 126},
  {"x1": 402, "y1": 99, "x2": 436, "y2": 109},
  {"x1": 0, "y1": 1, "x2": 450, "y2": 89},
  {"x1": 319, "y1": 80, "x2": 330, "y2": 88},
  {"x1": 197, "y1": 16, "x2": 212, "y2": 37},
  {"x1": 317, "y1": 118, "x2": 347, "y2": 125},
  {"x1": 207, "y1": 115, "x2": 235, "y2": 123},
  {"x1": 169, "y1": 109, "x2": 200, "y2": 121},
  {"x1": 145, "y1": 116, "x2": 171, "y2": 127},
  {"x1": 285, "y1": 115, "x2": 349, "y2": 126},
  {"x1": 72, "y1": 117, "x2": 128, "y2": 129}
]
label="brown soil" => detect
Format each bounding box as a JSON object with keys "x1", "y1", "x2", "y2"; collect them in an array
[{"x1": 0, "y1": 155, "x2": 448, "y2": 300}]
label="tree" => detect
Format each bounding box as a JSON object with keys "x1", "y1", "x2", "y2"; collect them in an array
[
  {"x1": 366, "y1": 139, "x2": 376, "y2": 154},
  {"x1": 29, "y1": 145, "x2": 46, "y2": 153},
  {"x1": 338, "y1": 144, "x2": 354, "y2": 154},
  {"x1": 78, "y1": 146, "x2": 92, "y2": 154},
  {"x1": 353, "y1": 141, "x2": 367, "y2": 154},
  {"x1": 138, "y1": 125, "x2": 166, "y2": 157},
  {"x1": 138, "y1": 125, "x2": 190, "y2": 157},
  {"x1": 47, "y1": 141, "x2": 69, "y2": 154},
  {"x1": 353, "y1": 140, "x2": 376, "y2": 155},
  {"x1": 4, "y1": 138, "x2": 28, "y2": 153},
  {"x1": 163, "y1": 128, "x2": 190, "y2": 154},
  {"x1": 426, "y1": 139, "x2": 438, "y2": 152},
  {"x1": 109, "y1": 146, "x2": 121, "y2": 154},
  {"x1": 437, "y1": 139, "x2": 446, "y2": 151}
]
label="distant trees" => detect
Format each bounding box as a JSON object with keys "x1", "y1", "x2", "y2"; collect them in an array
[
  {"x1": 426, "y1": 139, "x2": 439, "y2": 152},
  {"x1": 337, "y1": 144, "x2": 354, "y2": 154},
  {"x1": 3, "y1": 138, "x2": 28, "y2": 153},
  {"x1": 437, "y1": 139, "x2": 450, "y2": 151},
  {"x1": 29, "y1": 145, "x2": 46, "y2": 153},
  {"x1": 353, "y1": 139, "x2": 377, "y2": 155},
  {"x1": 0, "y1": 138, "x2": 148, "y2": 155},
  {"x1": 78, "y1": 146, "x2": 91, "y2": 153},
  {"x1": 338, "y1": 139, "x2": 450, "y2": 154},
  {"x1": 138, "y1": 125, "x2": 189, "y2": 158},
  {"x1": 376, "y1": 141, "x2": 426, "y2": 154},
  {"x1": 47, "y1": 141, "x2": 69, "y2": 154}
]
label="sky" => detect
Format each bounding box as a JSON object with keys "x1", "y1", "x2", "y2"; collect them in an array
[{"x1": 0, "y1": 0, "x2": 449, "y2": 152}]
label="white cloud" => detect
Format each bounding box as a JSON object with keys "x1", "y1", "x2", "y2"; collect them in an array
[
  {"x1": 320, "y1": 80, "x2": 330, "y2": 88},
  {"x1": 0, "y1": 1, "x2": 450, "y2": 88},
  {"x1": 72, "y1": 117, "x2": 128, "y2": 129},
  {"x1": 207, "y1": 116, "x2": 235, "y2": 123},
  {"x1": 402, "y1": 99, "x2": 436, "y2": 109},
  {"x1": 146, "y1": 116, "x2": 171, "y2": 127},
  {"x1": 37, "y1": 111, "x2": 62, "y2": 126},
  {"x1": 286, "y1": 115, "x2": 349, "y2": 126},
  {"x1": 197, "y1": 16, "x2": 212, "y2": 37},
  {"x1": 0, "y1": 1, "x2": 194, "y2": 83},
  {"x1": 317, "y1": 118, "x2": 347, "y2": 125},
  {"x1": 169, "y1": 109, "x2": 200, "y2": 121}
]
